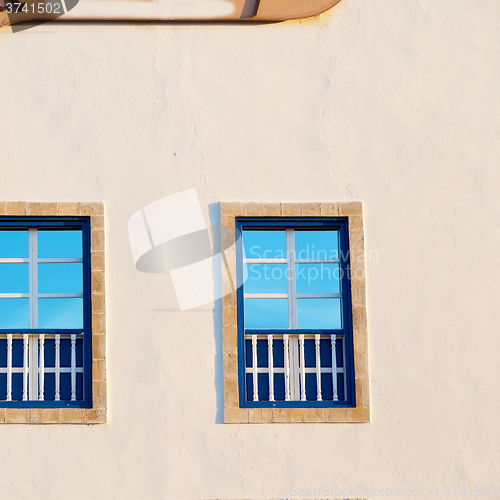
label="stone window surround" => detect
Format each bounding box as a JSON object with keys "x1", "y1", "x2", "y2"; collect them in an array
[
  {"x1": 221, "y1": 202, "x2": 369, "y2": 424},
  {"x1": 0, "y1": 202, "x2": 106, "y2": 425}
]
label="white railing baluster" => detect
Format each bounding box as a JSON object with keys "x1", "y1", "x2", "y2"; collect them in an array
[
  {"x1": 38, "y1": 334, "x2": 45, "y2": 401},
  {"x1": 268, "y1": 334, "x2": 274, "y2": 401},
  {"x1": 55, "y1": 334, "x2": 60, "y2": 401},
  {"x1": 331, "y1": 334, "x2": 338, "y2": 401},
  {"x1": 23, "y1": 334, "x2": 28, "y2": 401},
  {"x1": 71, "y1": 334, "x2": 77, "y2": 401},
  {"x1": 315, "y1": 334, "x2": 322, "y2": 401},
  {"x1": 6, "y1": 334, "x2": 12, "y2": 401},
  {"x1": 299, "y1": 334, "x2": 306, "y2": 401},
  {"x1": 283, "y1": 334, "x2": 291, "y2": 401}
]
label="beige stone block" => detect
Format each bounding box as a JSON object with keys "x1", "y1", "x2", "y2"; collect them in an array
[
  {"x1": 91, "y1": 270, "x2": 105, "y2": 294},
  {"x1": 222, "y1": 290, "x2": 237, "y2": 308},
  {"x1": 221, "y1": 227, "x2": 236, "y2": 252},
  {"x1": 281, "y1": 203, "x2": 301, "y2": 216},
  {"x1": 61, "y1": 408, "x2": 86, "y2": 424},
  {"x1": 92, "y1": 314, "x2": 106, "y2": 334},
  {"x1": 220, "y1": 202, "x2": 243, "y2": 218},
  {"x1": 40, "y1": 202, "x2": 58, "y2": 215},
  {"x1": 293, "y1": 408, "x2": 325, "y2": 422},
  {"x1": 324, "y1": 408, "x2": 349, "y2": 422},
  {"x1": 6, "y1": 409, "x2": 29, "y2": 424},
  {"x1": 222, "y1": 307, "x2": 237, "y2": 327},
  {"x1": 29, "y1": 408, "x2": 61, "y2": 424},
  {"x1": 91, "y1": 251, "x2": 105, "y2": 271},
  {"x1": 222, "y1": 327, "x2": 238, "y2": 352},
  {"x1": 90, "y1": 215, "x2": 105, "y2": 230},
  {"x1": 351, "y1": 278, "x2": 366, "y2": 307},
  {"x1": 92, "y1": 334, "x2": 106, "y2": 360},
  {"x1": 221, "y1": 279, "x2": 236, "y2": 300},
  {"x1": 26, "y1": 202, "x2": 42, "y2": 215},
  {"x1": 91, "y1": 230, "x2": 105, "y2": 251},
  {"x1": 224, "y1": 407, "x2": 248, "y2": 423},
  {"x1": 93, "y1": 359, "x2": 107, "y2": 382},
  {"x1": 354, "y1": 350, "x2": 369, "y2": 379},
  {"x1": 321, "y1": 202, "x2": 339, "y2": 216},
  {"x1": 261, "y1": 203, "x2": 281, "y2": 216},
  {"x1": 353, "y1": 326, "x2": 368, "y2": 356},
  {"x1": 57, "y1": 202, "x2": 80, "y2": 216},
  {"x1": 93, "y1": 381, "x2": 107, "y2": 409},
  {"x1": 0, "y1": 202, "x2": 7, "y2": 215},
  {"x1": 92, "y1": 294, "x2": 106, "y2": 314},
  {"x1": 348, "y1": 406, "x2": 370, "y2": 423},
  {"x1": 7, "y1": 202, "x2": 26, "y2": 215},
  {"x1": 248, "y1": 409, "x2": 263, "y2": 423},
  {"x1": 223, "y1": 351, "x2": 238, "y2": 375},
  {"x1": 339, "y1": 201, "x2": 363, "y2": 217},
  {"x1": 244, "y1": 203, "x2": 262, "y2": 216},
  {"x1": 220, "y1": 215, "x2": 235, "y2": 228},
  {"x1": 301, "y1": 203, "x2": 321, "y2": 216},
  {"x1": 272, "y1": 408, "x2": 293, "y2": 423},
  {"x1": 352, "y1": 305, "x2": 367, "y2": 329},
  {"x1": 81, "y1": 202, "x2": 104, "y2": 216},
  {"x1": 224, "y1": 376, "x2": 239, "y2": 408},
  {"x1": 355, "y1": 377, "x2": 370, "y2": 407},
  {"x1": 348, "y1": 215, "x2": 364, "y2": 232},
  {"x1": 85, "y1": 408, "x2": 107, "y2": 424},
  {"x1": 0, "y1": 408, "x2": 5, "y2": 423}
]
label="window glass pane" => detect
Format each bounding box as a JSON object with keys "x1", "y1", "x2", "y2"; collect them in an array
[
  {"x1": 244, "y1": 298, "x2": 288, "y2": 329},
  {"x1": 0, "y1": 299, "x2": 29, "y2": 328},
  {"x1": 244, "y1": 264, "x2": 288, "y2": 294},
  {"x1": 296, "y1": 263, "x2": 341, "y2": 294},
  {"x1": 295, "y1": 230, "x2": 339, "y2": 260},
  {"x1": 38, "y1": 298, "x2": 83, "y2": 329},
  {"x1": 242, "y1": 230, "x2": 286, "y2": 260},
  {"x1": 0, "y1": 230, "x2": 29, "y2": 258},
  {"x1": 296, "y1": 298, "x2": 342, "y2": 329},
  {"x1": 38, "y1": 230, "x2": 82, "y2": 259},
  {"x1": 38, "y1": 263, "x2": 83, "y2": 294},
  {"x1": 0, "y1": 264, "x2": 29, "y2": 293}
]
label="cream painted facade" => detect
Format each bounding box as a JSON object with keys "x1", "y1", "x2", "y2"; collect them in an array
[{"x1": 1, "y1": 0, "x2": 499, "y2": 498}]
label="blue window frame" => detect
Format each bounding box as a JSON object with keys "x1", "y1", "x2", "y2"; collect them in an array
[
  {"x1": 236, "y1": 217, "x2": 356, "y2": 408},
  {"x1": 0, "y1": 217, "x2": 92, "y2": 408}
]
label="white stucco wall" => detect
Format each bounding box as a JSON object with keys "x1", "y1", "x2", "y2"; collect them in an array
[{"x1": 1, "y1": 0, "x2": 499, "y2": 498}]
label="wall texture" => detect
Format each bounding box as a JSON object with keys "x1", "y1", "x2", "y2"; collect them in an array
[{"x1": 1, "y1": 0, "x2": 499, "y2": 498}]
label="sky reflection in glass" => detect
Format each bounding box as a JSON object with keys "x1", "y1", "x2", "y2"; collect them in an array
[
  {"x1": 243, "y1": 230, "x2": 286, "y2": 259},
  {"x1": 0, "y1": 299, "x2": 29, "y2": 328},
  {"x1": 295, "y1": 230, "x2": 339, "y2": 260},
  {"x1": 245, "y1": 298, "x2": 288, "y2": 329},
  {"x1": 297, "y1": 298, "x2": 342, "y2": 329},
  {"x1": 296, "y1": 263, "x2": 341, "y2": 294},
  {"x1": 244, "y1": 264, "x2": 288, "y2": 294},
  {"x1": 38, "y1": 264, "x2": 83, "y2": 294},
  {"x1": 38, "y1": 298, "x2": 83, "y2": 329},
  {"x1": 0, "y1": 230, "x2": 28, "y2": 258},
  {"x1": 0, "y1": 264, "x2": 29, "y2": 293},
  {"x1": 38, "y1": 230, "x2": 82, "y2": 259}
]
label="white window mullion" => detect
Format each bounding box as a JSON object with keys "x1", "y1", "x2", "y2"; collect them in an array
[
  {"x1": 28, "y1": 228, "x2": 39, "y2": 400},
  {"x1": 299, "y1": 334, "x2": 306, "y2": 401},
  {"x1": 331, "y1": 334, "x2": 338, "y2": 401}
]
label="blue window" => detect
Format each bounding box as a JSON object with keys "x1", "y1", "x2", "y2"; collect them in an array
[
  {"x1": 0, "y1": 218, "x2": 92, "y2": 408},
  {"x1": 236, "y1": 218, "x2": 356, "y2": 408}
]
